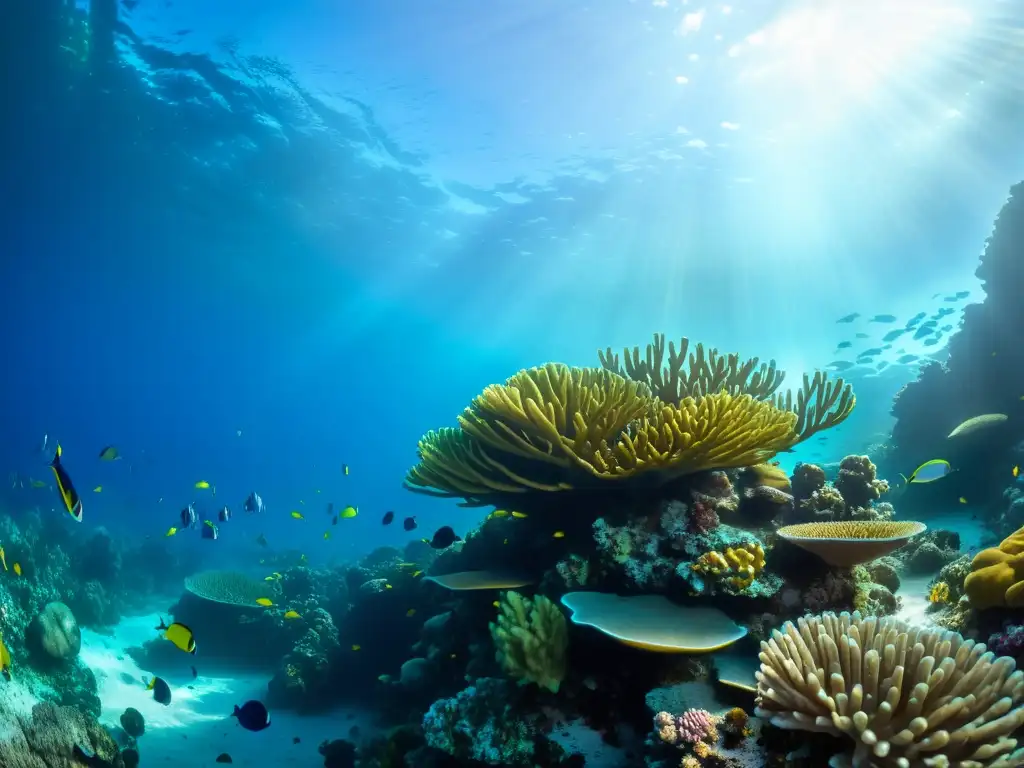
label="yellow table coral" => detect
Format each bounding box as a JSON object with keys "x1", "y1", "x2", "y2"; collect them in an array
[
  {"x1": 964, "y1": 524, "x2": 1024, "y2": 609},
  {"x1": 692, "y1": 543, "x2": 766, "y2": 590}
]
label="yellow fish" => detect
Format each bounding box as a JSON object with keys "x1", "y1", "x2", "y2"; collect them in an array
[
  {"x1": 165, "y1": 527, "x2": 178, "y2": 537},
  {"x1": 351, "y1": 644, "x2": 361, "y2": 651},
  {"x1": 490, "y1": 510, "x2": 509, "y2": 518},
  {"x1": 492, "y1": 600, "x2": 500, "y2": 608},
  {"x1": 299, "y1": 554, "x2": 308, "y2": 564},
  {"x1": 406, "y1": 609, "x2": 416, "y2": 617},
  {"x1": 503, "y1": 539, "x2": 508, "y2": 545},
  {"x1": 1015, "y1": 466, "x2": 1020, "y2": 478},
  {"x1": 156, "y1": 618, "x2": 197, "y2": 654},
  {"x1": 290, "y1": 511, "x2": 304, "y2": 520},
  {"x1": 255, "y1": 598, "x2": 273, "y2": 607},
  {"x1": 511, "y1": 511, "x2": 527, "y2": 519},
  {"x1": 0, "y1": 632, "x2": 11, "y2": 680},
  {"x1": 12, "y1": 563, "x2": 20, "y2": 577},
  {"x1": 93, "y1": 486, "x2": 102, "y2": 493},
  {"x1": 195, "y1": 481, "x2": 210, "y2": 489},
  {"x1": 339, "y1": 506, "x2": 357, "y2": 519},
  {"x1": 264, "y1": 576, "x2": 276, "y2": 581},
  {"x1": 272, "y1": 572, "x2": 282, "y2": 579},
  {"x1": 384, "y1": 583, "x2": 393, "y2": 590},
  {"x1": 283, "y1": 610, "x2": 301, "y2": 620},
  {"x1": 959, "y1": 497, "x2": 967, "y2": 504},
  {"x1": 343, "y1": 464, "x2": 350, "y2": 476},
  {"x1": 30, "y1": 479, "x2": 47, "y2": 489},
  {"x1": 553, "y1": 531, "x2": 565, "y2": 538},
  {"x1": 323, "y1": 531, "x2": 330, "y2": 540},
  {"x1": 0, "y1": 547, "x2": 6, "y2": 572},
  {"x1": 412, "y1": 570, "x2": 423, "y2": 578}
]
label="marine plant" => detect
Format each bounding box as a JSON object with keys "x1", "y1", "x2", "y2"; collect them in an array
[{"x1": 756, "y1": 610, "x2": 1024, "y2": 767}]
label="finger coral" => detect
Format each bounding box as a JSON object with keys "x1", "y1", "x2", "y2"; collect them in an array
[
  {"x1": 489, "y1": 591, "x2": 567, "y2": 694},
  {"x1": 756, "y1": 610, "x2": 1024, "y2": 768},
  {"x1": 964, "y1": 524, "x2": 1024, "y2": 609},
  {"x1": 691, "y1": 543, "x2": 766, "y2": 591}
]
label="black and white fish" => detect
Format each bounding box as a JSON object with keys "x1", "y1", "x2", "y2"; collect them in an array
[
  {"x1": 218, "y1": 506, "x2": 231, "y2": 523},
  {"x1": 180, "y1": 503, "x2": 198, "y2": 529},
  {"x1": 243, "y1": 492, "x2": 264, "y2": 515}
]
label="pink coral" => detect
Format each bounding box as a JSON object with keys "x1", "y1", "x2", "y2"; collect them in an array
[{"x1": 654, "y1": 708, "x2": 718, "y2": 745}]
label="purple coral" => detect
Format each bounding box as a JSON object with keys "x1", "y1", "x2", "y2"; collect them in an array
[
  {"x1": 989, "y1": 625, "x2": 1024, "y2": 658},
  {"x1": 653, "y1": 708, "x2": 718, "y2": 745}
]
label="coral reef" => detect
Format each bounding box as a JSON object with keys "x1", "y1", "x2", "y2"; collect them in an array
[
  {"x1": 489, "y1": 591, "x2": 568, "y2": 693},
  {"x1": 896, "y1": 529, "x2": 962, "y2": 575},
  {"x1": 964, "y1": 523, "x2": 1024, "y2": 609},
  {"x1": 0, "y1": 699, "x2": 127, "y2": 768},
  {"x1": 788, "y1": 456, "x2": 894, "y2": 523}
]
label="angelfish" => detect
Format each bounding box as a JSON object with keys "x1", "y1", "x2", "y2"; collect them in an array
[{"x1": 49, "y1": 445, "x2": 82, "y2": 522}]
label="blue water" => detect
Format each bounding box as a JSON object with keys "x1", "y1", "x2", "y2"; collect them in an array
[{"x1": 3, "y1": 1, "x2": 1024, "y2": 764}]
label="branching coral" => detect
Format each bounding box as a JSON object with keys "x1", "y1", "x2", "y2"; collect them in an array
[
  {"x1": 691, "y1": 543, "x2": 766, "y2": 591},
  {"x1": 600, "y1": 333, "x2": 855, "y2": 441},
  {"x1": 756, "y1": 610, "x2": 1024, "y2": 768},
  {"x1": 489, "y1": 591, "x2": 567, "y2": 694},
  {"x1": 407, "y1": 337, "x2": 855, "y2": 501}
]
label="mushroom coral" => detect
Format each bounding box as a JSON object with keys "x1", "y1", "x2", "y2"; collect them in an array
[
  {"x1": 964, "y1": 524, "x2": 1024, "y2": 610},
  {"x1": 406, "y1": 336, "x2": 855, "y2": 502}
]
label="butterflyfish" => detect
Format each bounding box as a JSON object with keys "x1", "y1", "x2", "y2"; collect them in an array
[{"x1": 156, "y1": 617, "x2": 197, "y2": 654}]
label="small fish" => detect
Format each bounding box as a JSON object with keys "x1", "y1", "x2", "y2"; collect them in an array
[
  {"x1": 156, "y1": 617, "x2": 197, "y2": 654},
  {"x1": 0, "y1": 548, "x2": 6, "y2": 572},
  {"x1": 201, "y1": 520, "x2": 219, "y2": 540},
  {"x1": 147, "y1": 676, "x2": 172, "y2": 705},
  {"x1": 323, "y1": 531, "x2": 330, "y2": 540},
  {"x1": 426, "y1": 526, "x2": 461, "y2": 549},
  {"x1": 553, "y1": 531, "x2": 566, "y2": 539},
  {"x1": 900, "y1": 459, "x2": 952, "y2": 485},
  {"x1": 216, "y1": 754, "x2": 233, "y2": 764},
  {"x1": 191, "y1": 666, "x2": 198, "y2": 679},
  {"x1": 342, "y1": 464, "x2": 350, "y2": 476},
  {"x1": 165, "y1": 527, "x2": 178, "y2": 537},
  {"x1": 244, "y1": 492, "x2": 264, "y2": 515},
  {"x1": 339, "y1": 506, "x2": 357, "y2": 519},
  {"x1": 1014, "y1": 466, "x2": 1020, "y2": 479},
  {"x1": 511, "y1": 511, "x2": 527, "y2": 519},
  {"x1": 232, "y1": 700, "x2": 271, "y2": 732},
  {"x1": 195, "y1": 481, "x2": 211, "y2": 490},
  {"x1": 283, "y1": 610, "x2": 301, "y2": 620},
  {"x1": 255, "y1": 598, "x2": 273, "y2": 607},
  {"x1": 332, "y1": 515, "x2": 338, "y2": 525},
  {"x1": 290, "y1": 511, "x2": 304, "y2": 520},
  {"x1": 49, "y1": 445, "x2": 83, "y2": 522},
  {"x1": 959, "y1": 497, "x2": 968, "y2": 504},
  {"x1": 406, "y1": 609, "x2": 416, "y2": 617},
  {"x1": 37, "y1": 434, "x2": 48, "y2": 455},
  {"x1": 0, "y1": 633, "x2": 12, "y2": 680},
  {"x1": 854, "y1": 332, "x2": 869, "y2": 339},
  {"x1": 412, "y1": 570, "x2": 423, "y2": 577},
  {"x1": 255, "y1": 533, "x2": 268, "y2": 547},
  {"x1": 292, "y1": 737, "x2": 301, "y2": 745},
  {"x1": 882, "y1": 329, "x2": 906, "y2": 342},
  {"x1": 92, "y1": 486, "x2": 102, "y2": 493},
  {"x1": 263, "y1": 576, "x2": 276, "y2": 581},
  {"x1": 826, "y1": 360, "x2": 855, "y2": 371},
  {"x1": 218, "y1": 506, "x2": 231, "y2": 523},
  {"x1": 29, "y1": 479, "x2": 47, "y2": 489},
  {"x1": 381, "y1": 511, "x2": 394, "y2": 525},
  {"x1": 299, "y1": 554, "x2": 308, "y2": 564},
  {"x1": 326, "y1": 502, "x2": 334, "y2": 517},
  {"x1": 490, "y1": 510, "x2": 509, "y2": 518},
  {"x1": 870, "y1": 314, "x2": 897, "y2": 323},
  {"x1": 384, "y1": 583, "x2": 392, "y2": 589},
  {"x1": 12, "y1": 563, "x2": 20, "y2": 576},
  {"x1": 836, "y1": 313, "x2": 860, "y2": 323},
  {"x1": 98, "y1": 446, "x2": 120, "y2": 461},
  {"x1": 836, "y1": 341, "x2": 852, "y2": 350},
  {"x1": 403, "y1": 516, "x2": 417, "y2": 531},
  {"x1": 180, "y1": 503, "x2": 198, "y2": 529},
  {"x1": 492, "y1": 600, "x2": 500, "y2": 608},
  {"x1": 351, "y1": 644, "x2": 361, "y2": 651},
  {"x1": 897, "y1": 354, "x2": 919, "y2": 364}
]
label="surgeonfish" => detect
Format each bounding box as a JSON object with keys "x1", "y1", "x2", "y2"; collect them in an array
[
  {"x1": 49, "y1": 444, "x2": 83, "y2": 522},
  {"x1": 232, "y1": 700, "x2": 271, "y2": 731},
  {"x1": 381, "y1": 511, "x2": 394, "y2": 525},
  {"x1": 255, "y1": 598, "x2": 273, "y2": 607},
  {"x1": 156, "y1": 617, "x2": 197, "y2": 654},
  {"x1": 403, "y1": 516, "x2": 417, "y2": 531},
  {"x1": 195, "y1": 480, "x2": 211, "y2": 489},
  {"x1": 900, "y1": 459, "x2": 952, "y2": 485},
  {"x1": 244, "y1": 492, "x2": 264, "y2": 515},
  {"x1": 201, "y1": 520, "x2": 219, "y2": 540},
  {"x1": 98, "y1": 446, "x2": 120, "y2": 461},
  {"x1": 283, "y1": 610, "x2": 300, "y2": 620},
  {"x1": 339, "y1": 506, "x2": 357, "y2": 519},
  {"x1": 426, "y1": 526, "x2": 461, "y2": 549},
  {"x1": 147, "y1": 676, "x2": 172, "y2": 705},
  {"x1": 218, "y1": 506, "x2": 231, "y2": 523},
  {"x1": 180, "y1": 503, "x2": 198, "y2": 529}
]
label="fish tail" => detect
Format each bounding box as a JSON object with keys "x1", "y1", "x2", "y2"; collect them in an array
[
  {"x1": 899, "y1": 473, "x2": 909, "y2": 485},
  {"x1": 51, "y1": 444, "x2": 62, "y2": 467},
  {"x1": 155, "y1": 617, "x2": 167, "y2": 630},
  {"x1": 231, "y1": 705, "x2": 240, "y2": 717}
]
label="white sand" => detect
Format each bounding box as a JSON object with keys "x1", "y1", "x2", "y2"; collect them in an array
[{"x1": 73, "y1": 612, "x2": 375, "y2": 767}]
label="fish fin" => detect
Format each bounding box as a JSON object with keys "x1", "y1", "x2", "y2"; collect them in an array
[
  {"x1": 155, "y1": 617, "x2": 167, "y2": 630},
  {"x1": 52, "y1": 444, "x2": 62, "y2": 465},
  {"x1": 232, "y1": 705, "x2": 240, "y2": 717},
  {"x1": 899, "y1": 473, "x2": 909, "y2": 485}
]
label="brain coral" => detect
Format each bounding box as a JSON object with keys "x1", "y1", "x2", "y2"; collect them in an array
[{"x1": 184, "y1": 571, "x2": 269, "y2": 606}]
